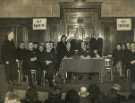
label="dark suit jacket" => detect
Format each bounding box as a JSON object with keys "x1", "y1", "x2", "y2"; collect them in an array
[
  {"x1": 70, "y1": 39, "x2": 82, "y2": 53},
  {"x1": 112, "y1": 49, "x2": 123, "y2": 65},
  {"x1": 56, "y1": 41, "x2": 67, "y2": 60},
  {"x1": 89, "y1": 37, "x2": 98, "y2": 50},
  {"x1": 1, "y1": 40, "x2": 16, "y2": 63},
  {"x1": 97, "y1": 38, "x2": 103, "y2": 56},
  {"x1": 26, "y1": 50, "x2": 38, "y2": 69}
]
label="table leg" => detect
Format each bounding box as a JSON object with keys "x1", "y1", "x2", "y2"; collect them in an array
[{"x1": 100, "y1": 72, "x2": 103, "y2": 83}]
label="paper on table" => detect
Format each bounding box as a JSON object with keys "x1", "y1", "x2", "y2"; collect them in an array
[
  {"x1": 80, "y1": 56, "x2": 91, "y2": 59},
  {"x1": 64, "y1": 57, "x2": 73, "y2": 59}
]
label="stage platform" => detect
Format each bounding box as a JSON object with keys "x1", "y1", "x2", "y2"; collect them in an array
[{"x1": 0, "y1": 64, "x2": 131, "y2": 102}]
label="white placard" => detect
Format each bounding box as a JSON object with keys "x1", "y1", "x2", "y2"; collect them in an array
[
  {"x1": 117, "y1": 18, "x2": 132, "y2": 31},
  {"x1": 33, "y1": 18, "x2": 47, "y2": 30}
]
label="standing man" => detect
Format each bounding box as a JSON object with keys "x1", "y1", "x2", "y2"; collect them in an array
[
  {"x1": 1, "y1": 31, "x2": 18, "y2": 84},
  {"x1": 56, "y1": 35, "x2": 67, "y2": 69},
  {"x1": 112, "y1": 44, "x2": 123, "y2": 78}
]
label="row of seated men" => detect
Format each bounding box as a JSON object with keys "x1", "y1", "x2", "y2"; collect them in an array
[
  {"x1": 112, "y1": 42, "x2": 135, "y2": 82},
  {"x1": 2, "y1": 41, "x2": 58, "y2": 87},
  {"x1": 1, "y1": 32, "x2": 103, "y2": 87}
]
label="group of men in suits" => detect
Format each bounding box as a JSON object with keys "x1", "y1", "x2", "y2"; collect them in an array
[
  {"x1": 56, "y1": 35, "x2": 103, "y2": 60},
  {"x1": 1, "y1": 32, "x2": 103, "y2": 87},
  {"x1": 1, "y1": 32, "x2": 57, "y2": 87}
]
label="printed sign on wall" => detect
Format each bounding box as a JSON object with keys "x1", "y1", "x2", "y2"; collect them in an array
[
  {"x1": 117, "y1": 18, "x2": 132, "y2": 31},
  {"x1": 33, "y1": 18, "x2": 47, "y2": 30}
]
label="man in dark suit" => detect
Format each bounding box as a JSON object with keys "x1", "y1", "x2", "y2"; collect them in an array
[
  {"x1": 128, "y1": 43, "x2": 135, "y2": 85},
  {"x1": 1, "y1": 31, "x2": 18, "y2": 84},
  {"x1": 56, "y1": 35, "x2": 67, "y2": 69},
  {"x1": 44, "y1": 42, "x2": 56, "y2": 87},
  {"x1": 70, "y1": 38, "x2": 82, "y2": 55},
  {"x1": 89, "y1": 35, "x2": 98, "y2": 57},
  {"x1": 33, "y1": 42, "x2": 39, "y2": 56},
  {"x1": 16, "y1": 41, "x2": 27, "y2": 82},
  {"x1": 97, "y1": 37, "x2": 103, "y2": 56},
  {"x1": 26, "y1": 42, "x2": 38, "y2": 87},
  {"x1": 80, "y1": 41, "x2": 90, "y2": 57},
  {"x1": 37, "y1": 44, "x2": 45, "y2": 86}
]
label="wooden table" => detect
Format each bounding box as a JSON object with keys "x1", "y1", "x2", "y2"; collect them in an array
[{"x1": 60, "y1": 57, "x2": 105, "y2": 82}]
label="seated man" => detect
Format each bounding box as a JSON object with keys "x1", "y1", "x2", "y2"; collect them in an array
[
  {"x1": 37, "y1": 44, "x2": 45, "y2": 86},
  {"x1": 65, "y1": 89, "x2": 80, "y2": 103},
  {"x1": 88, "y1": 84, "x2": 107, "y2": 103},
  {"x1": 16, "y1": 41, "x2": 27, "y2": 82},
  {"x1": 106, "y1": 84, "x2": 127, "y2": 103},
  {"x1": 22, "y1": 86, "x2": 40, "y2": 103},
  {"x1": 45, "y1": 86, "x2": 62, "y2": 103},
  {"x1": 70, "y1": 38, "x2": 82, "y2": 56},
  {"x1": 80, "y1": 41, "x2": 90, "y2": 58},
  {"x1": 26, "y1": 42, "x2": 39, "y2": 87},
  {"x1": 91, "y1": 49, "x2": 101, "y2": 58}
]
